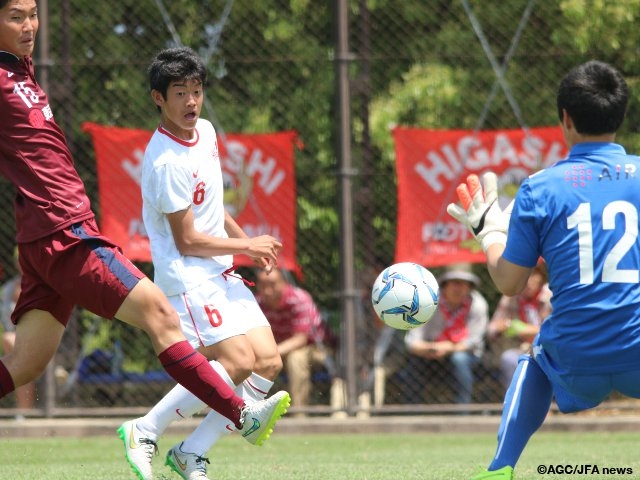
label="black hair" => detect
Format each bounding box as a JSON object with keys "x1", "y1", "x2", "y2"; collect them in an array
[
  {"x1": 148, "y1": 46, "x2": 207, "y2": 108},
  {"x1": 556, "y1": 60, "x2": 628, "y2": 135},
  {"x1": 0, "y1": 1, "x2": 9, "y2": 9}
]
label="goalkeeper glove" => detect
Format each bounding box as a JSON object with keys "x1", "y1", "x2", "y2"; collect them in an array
[{"x1": 446, "y1": 172, "x2": 508, "y2": 252}]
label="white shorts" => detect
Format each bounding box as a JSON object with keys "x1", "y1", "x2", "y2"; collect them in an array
[{"x1": 168, "y1": 274, "x2": 270, "y2": 349}]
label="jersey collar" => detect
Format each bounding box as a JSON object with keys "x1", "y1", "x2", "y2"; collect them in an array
[
  {"x1": 158, "y1": 124, "x2": 200, "y2": 147},
  {"x1": 0, "y1": 51, "x2": 21, "y2": 63},
  {"x1": 569, "y1": 142, "x2": 626, "y2": 157}
]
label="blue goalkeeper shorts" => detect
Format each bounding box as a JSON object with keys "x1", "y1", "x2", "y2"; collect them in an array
[{"x1": 532, "y1": 351, "x2": 640, "y2": 413}]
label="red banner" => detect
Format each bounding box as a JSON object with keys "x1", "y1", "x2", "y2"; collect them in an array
[
  {"x1": 83, "y1": 122, "x2": 300, "y2": 276},
  {"x1": 392, "y1": 127, "x2": 568, "y2": 267}
]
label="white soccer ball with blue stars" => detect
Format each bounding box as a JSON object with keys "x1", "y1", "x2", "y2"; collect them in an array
[{"x1": 371, "y1": 262, "x2": 439, "y2": 330}]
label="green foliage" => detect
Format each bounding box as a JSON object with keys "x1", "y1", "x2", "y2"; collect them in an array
[
  {"x1": 370, "y1": 62, "x2": 469, "y2": 161},
  {"x1": 556, "y1": 1, "x2": 640, "y2": 61}
]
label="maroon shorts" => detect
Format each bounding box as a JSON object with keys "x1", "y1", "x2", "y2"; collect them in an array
[{"x1": 13, "y1": 218, "x2": 146, "y2": 326}]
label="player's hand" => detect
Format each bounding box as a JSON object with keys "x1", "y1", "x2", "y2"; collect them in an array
[
  {"x1": 446, "y1": 172, "x2": 508, "y2": 252},
  {"x1": 252, "y1": 256, "x2": 276, "y2": 273},
  {"x1": 247, "y1": 235, "x2": 282, "y2": 265},
  {"x1": 252, "y1": 256, "x2": 268, "y2": 268}
]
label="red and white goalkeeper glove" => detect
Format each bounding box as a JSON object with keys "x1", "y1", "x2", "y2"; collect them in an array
[{"x1": 446, "y1": 172, "x2": 508, "y2": 252}]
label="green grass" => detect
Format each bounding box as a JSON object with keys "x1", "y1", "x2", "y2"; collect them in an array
[{"x1": 1, "y1": 431, "x2": 639, "y2": 479}]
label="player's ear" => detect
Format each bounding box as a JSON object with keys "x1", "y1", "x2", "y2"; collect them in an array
[
  {"x1": 151, "y1": 89, "x2": 164, "y2": 108},
  {"x1": 561, "y1": 109, "x2": 574, "y2": 130}
]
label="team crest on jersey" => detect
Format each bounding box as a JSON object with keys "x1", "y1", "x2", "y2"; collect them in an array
[
  {"x1": 29, "y1": 108, "x2": 46, "y2": 128},
  {"x1": 28, "y1": 104, "x2": 53, "y2": 128}
]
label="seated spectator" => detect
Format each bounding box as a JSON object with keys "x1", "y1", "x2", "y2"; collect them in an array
[
  {"x1": 255, "y1": 268, "x2": 337, "y2": 415},
  {"x1": 486, "y1": 261, "x2": 552, "y2": 391},
  {"x1": 399, "y1": 263, "x2": 489, "y2": 404},
  {"x1": 1, "y1": 248, "x2": 35, "y2": 419}
]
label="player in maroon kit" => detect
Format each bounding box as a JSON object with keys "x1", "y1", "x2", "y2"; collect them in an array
[{"x1": 0, "y1": 2, "x2": 288, "y2": 475}]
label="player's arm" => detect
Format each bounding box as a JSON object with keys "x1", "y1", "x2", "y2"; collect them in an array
[
  {"x1": 485, "y1": 243, "x2": 531, "y2": 296},
  {"x1": 223, "y1": 209, "x2": 275, "y2": 270},
  {"x1": 223, "y1": 209, "x2": 281, "y2": 269},
  {"x1": 166, "y1": 207, "x2": 281, "y2": 263}
]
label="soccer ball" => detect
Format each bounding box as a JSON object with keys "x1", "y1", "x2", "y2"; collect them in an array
[{"x1": 371, "y1": 262, "x2": 439, "y2": 330}]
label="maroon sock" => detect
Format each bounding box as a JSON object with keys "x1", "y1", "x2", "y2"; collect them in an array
[
  {"x1": 0, "y1": 360, "x2": 15, "y2": 398},
  {"x1": 158, "y1": 340, "x2": 245, "y2": 426}
]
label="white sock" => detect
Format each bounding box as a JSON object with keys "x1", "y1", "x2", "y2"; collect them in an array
[
  {"x1": 136, "y1": 360, "x2": 235, "y2": 441},
  {"x1": 241, "y1": 372, "x2": 274, "y2": 403},
  {"x1": 180, "y1": 408, "x2": 234, "y2": 455},
  {"x1": 180, "y1": 372, "x2": 274, "y2": 455}
]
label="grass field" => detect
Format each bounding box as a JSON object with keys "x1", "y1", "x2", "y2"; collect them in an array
[{"x1": 1, "y1": 430, "x2": 639, "y2": 479}]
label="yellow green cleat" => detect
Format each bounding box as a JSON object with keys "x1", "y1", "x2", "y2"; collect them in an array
[{"x1": 470, "y1": 466, "x2": 514, "y2": 480}]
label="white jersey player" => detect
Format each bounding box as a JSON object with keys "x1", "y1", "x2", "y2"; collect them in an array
[{"x1": 119, "y1": 46, "x2": 289, "y2": 480}]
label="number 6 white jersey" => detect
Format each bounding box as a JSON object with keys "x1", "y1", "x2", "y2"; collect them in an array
[
  {"x1": 503, "y1": 142, "x2": 640, "y2": 374},
  {"x1": 141, "y1": 118, "x2": 232, "y2": 296}
]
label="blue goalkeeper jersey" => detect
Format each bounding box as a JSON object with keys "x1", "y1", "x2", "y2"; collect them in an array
[{"x1": 503, "y1": 142, "x2": 640, "y2": 374}]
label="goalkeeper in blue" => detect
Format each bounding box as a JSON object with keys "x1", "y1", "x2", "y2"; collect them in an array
[{"x1": 448, "y1": 60, "x2": 640, "y2": 480}]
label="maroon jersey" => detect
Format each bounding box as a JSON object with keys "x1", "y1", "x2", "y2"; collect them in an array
[{"x1": 0, "y1": 52, "x2": 93, "y2": 242}]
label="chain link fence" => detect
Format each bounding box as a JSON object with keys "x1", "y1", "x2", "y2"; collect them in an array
[{"x1": 2, "y1": 0, "x2": 640, "y2": 416}]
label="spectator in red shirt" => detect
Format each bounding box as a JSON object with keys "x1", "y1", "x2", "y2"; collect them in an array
[{"x1": 256, "y1": 268, "x2": 336, "y2": 414}]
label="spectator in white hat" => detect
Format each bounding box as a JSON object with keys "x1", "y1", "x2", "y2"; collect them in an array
[{"x1": 399, "y1": 263, "x2": 489, "y2": 404}]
